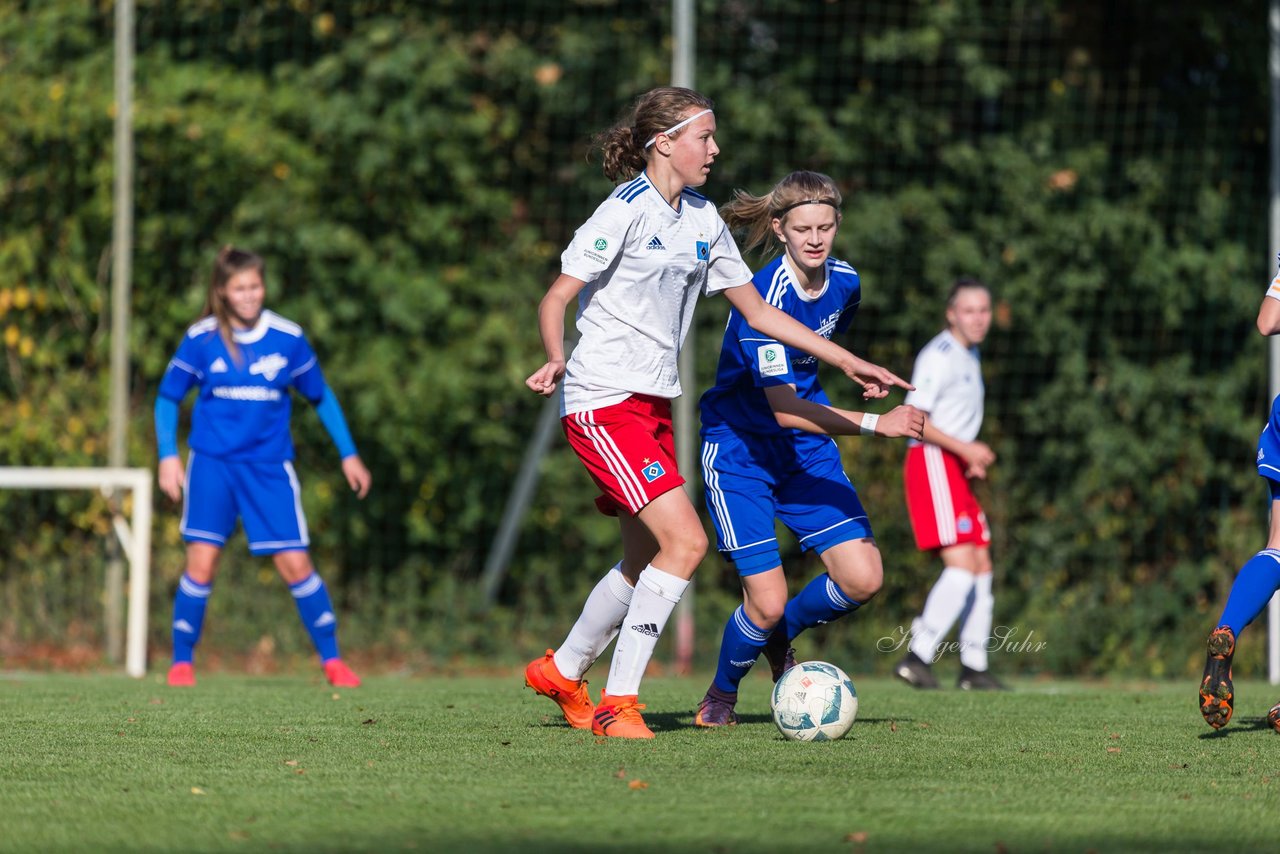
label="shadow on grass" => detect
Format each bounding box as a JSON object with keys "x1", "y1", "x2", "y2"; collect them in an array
[
  {"x1": 1197, "y1": 717, "x2": 1276, "y2": 738},
  {"x1": 523, "y1": 710, "x2": 915, "y2": 734}
]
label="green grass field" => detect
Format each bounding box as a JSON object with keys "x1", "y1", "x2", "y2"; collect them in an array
[{"x1": 2, "y1": 670, "x2": 1278, "y2": 852}]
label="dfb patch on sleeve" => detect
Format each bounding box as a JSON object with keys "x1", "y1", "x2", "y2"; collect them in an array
[{"x1": 758, "y1": 343, "x2": 788, "y2": 377}]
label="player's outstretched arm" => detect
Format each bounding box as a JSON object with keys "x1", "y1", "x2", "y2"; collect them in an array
[
  {"x1": 526, "y1": 274, "x2": 587, "y2": 396},
  {"x1": 723, "y1": 283, "x2": 911, "y2": 399},
  {"x1": 763, "y1": 385, "x2": 925, "y2": 439},
  {"x1": 873, "y1": 404, "x2": 929, "y2": 439}
]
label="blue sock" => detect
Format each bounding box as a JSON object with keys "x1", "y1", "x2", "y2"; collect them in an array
[
  {"x1": 290, "y1": 572, "x2": 340, "y2": 662},
  {"x1": 712, "y1": 606, "x2": 771, "y2": 694},
  {"x1": 779, "y1": 573, "x2": 861, "y2": 642},
  {"x1": 172, "y1": 574, "x2": 212, "y2": 665},
  {"x1": 1219, "y1": 549, "x2": 1280, "y2": 636}
]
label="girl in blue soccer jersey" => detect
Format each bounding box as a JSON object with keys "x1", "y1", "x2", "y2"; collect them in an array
[
  {"x1": 693, "y1": 171, "x2": 925, "y2": 726},
  {"x1": 1200, "y1": 257, "x2": 1280, "y2": 731},
  {"x1": 154, "y1": 246, "x2": 372, "y2": 688}
]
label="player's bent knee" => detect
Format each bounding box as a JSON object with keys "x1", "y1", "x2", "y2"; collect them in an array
[
  {"x1": 830, "y1": 563, "x2": 883, "y2": 603},
  {"x1": 674, "y1": 529, "x2": 708, "y2": 563},
  {"x1": 755, "y1": 602, "x2": 785, "y2": 627}
]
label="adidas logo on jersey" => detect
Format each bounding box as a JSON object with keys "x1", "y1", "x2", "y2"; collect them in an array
[
  {"x1": 645, "y1": 235, "x2": 666, "y2": 251},
  {"x1": 210, "y1": 357, "x2": 228, "y2": 373},
  {"x1": 630, "y1": 622, "x2": 660, "y2": 638}
]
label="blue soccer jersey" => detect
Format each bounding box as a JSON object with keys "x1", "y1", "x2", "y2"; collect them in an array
[
  {"x1": 157, "y1": 310, "x2": 327, "y2": 462},
  {"x1": 699, "y1": 255, "x2": 861, "y2": 438}
]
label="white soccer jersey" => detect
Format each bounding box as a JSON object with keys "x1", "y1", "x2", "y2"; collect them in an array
[
  {"x1": 559, "y1": 172, "x2": 753, "y2": 415},
  {"x1": 904, "y1": 329, "x2": 984, "y2": 444}
]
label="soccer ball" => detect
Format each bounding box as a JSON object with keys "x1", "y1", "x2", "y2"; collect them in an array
[{"x1": 770, "y1": 660, "x2": 858, "y2": 742}]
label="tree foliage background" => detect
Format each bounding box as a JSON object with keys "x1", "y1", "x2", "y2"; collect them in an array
[{"x1": 0, "y1": 0, "x2": 1270, "y2": 678}]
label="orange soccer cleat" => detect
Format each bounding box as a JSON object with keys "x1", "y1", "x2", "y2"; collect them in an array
[
  {"x1": 323, "y1": 658, "x2": 362, "y2": 688},
  {"x1": 592, "y1": 693, "x2": 654, "y2": 739},
  {"x1": 524, "y1": 649, "x2": 594, "y2": 729},
  {"x1": 167, "y1": 662, "x2": 196, "y2": 687}
]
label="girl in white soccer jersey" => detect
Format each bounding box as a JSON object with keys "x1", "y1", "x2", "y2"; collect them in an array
[
  {"x1": 691, "y1": 171, "x2": 925, "y2": 726},
  {"x1": 1199, "y1": 255, "x2": 1280, "y2": 731},
  {"x1": 893, "y1": 278, "x2": 1006, "y2": 691},
  {"x1": 523, "y1": 88, "x2": 912, "y2": 739},
  {"x1": 155, "y1": 246, "x2": 372, "y2": 688}
]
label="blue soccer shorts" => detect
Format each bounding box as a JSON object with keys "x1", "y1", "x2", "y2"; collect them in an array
[
  {"x1": 1258, "y1": 395, "x2": 1280, "y2": 500},
  {"x1": 701, "y1": 429, "x2": 872, "y2": 575},
  {"x1": 181, "y1": 452, "x2": 310, "y2": 554}
]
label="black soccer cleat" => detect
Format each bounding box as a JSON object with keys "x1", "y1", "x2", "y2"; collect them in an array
[
  {"x1": 957, "y1": 665, "x2": 1007, "y2": 691},
  {"x1": 894, "y1": 650, "x2": 940, "y2": 689},
  {"x1": 694, "y1": 684, "x2": 739, "y2": 727},
  {"x1": 1199, "y1": 625, "x2": 1236, "y2": 729}
]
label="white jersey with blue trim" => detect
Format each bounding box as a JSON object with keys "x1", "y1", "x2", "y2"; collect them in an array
[
  {"x1": 158, "y1": 310, "x2": 327, "y2": 462},
  {"x1": 559, "y1": 172, "x2": 753, "y2": 415},
  {"x1": 904, "y1": 329, "x2": 984, "y2": 444},
  {"x1": 700, "y1": 254, "x2": 861, "y2": 438}
]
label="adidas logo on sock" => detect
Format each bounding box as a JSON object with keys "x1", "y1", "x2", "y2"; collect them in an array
[
  {"x1": 630, "y1": 622, "x2": 660, "y2": 638},
  {"x1": 313, "y1": 611, "x2": 336, "y2": 628},
  {"x1": 173, "y1": 619, "x2": 195, "y2": 634}
]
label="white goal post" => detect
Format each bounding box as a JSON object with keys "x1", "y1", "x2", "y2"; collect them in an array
[{"x1": 0, "y1": 467, "x2": 152, "y2": 678}]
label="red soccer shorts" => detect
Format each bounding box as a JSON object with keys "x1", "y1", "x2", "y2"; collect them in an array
[
  {"x1": 903, "y1": 444, "x2": 991, "y2": 551},
  {"x1": 562, "y1": 394, "x2": 685, "y2": 517}
]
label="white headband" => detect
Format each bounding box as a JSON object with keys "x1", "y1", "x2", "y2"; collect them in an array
[{"x1": 644, "y1": 109, "x2": 713, "y2": 149}]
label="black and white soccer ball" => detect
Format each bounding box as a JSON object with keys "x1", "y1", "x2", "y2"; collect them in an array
[{"x1": 770, "y1": 660, "x2": 858, "y2": 741}]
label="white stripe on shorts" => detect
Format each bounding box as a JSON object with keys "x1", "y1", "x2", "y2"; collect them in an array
[
  {"x1": 284, "y1": 461, "x2": 310, "y2": 546},
  {"x1": 923, "y1": 444, "x2": 956, "y2": 545},
  {"x1": 574, "y1": 410, "x2": 649, "y2": 512},
  {"x1": 701, "y1": 441, "x2": 738, "y2": 549}
]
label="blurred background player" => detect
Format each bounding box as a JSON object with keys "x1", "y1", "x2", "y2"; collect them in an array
[
  {"x1": 692, "y1": 171, "x2": 924, "y2": 727},
  {"x1": 894, "y1": 278, "x2": 1006, "y2": 691},
  {"x1": 523, "y1": 88, "x2": 911, "y2": 739},
  {"x1": 1199, "y1": 255, "x2": 1280, "y2": 731},
  {"x1": 155, "y1": 246, "x2": 372, "y2": 688}
]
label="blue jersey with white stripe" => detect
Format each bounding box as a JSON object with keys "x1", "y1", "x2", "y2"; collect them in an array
[
  {"x1": 157, "y1": 310, "x2": 327, "y2": 462},
  {"x1": 700, "y1": 255, "x2": 861, "y2": 438}
]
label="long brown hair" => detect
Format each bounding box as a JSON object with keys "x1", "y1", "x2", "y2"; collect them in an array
[
  {"x1": 720, "y1": 170, "x2": 844, "y2": 255},
  {"x1": 202, "y1": 245, "x2": 264, "y2": 363},
  {"x1": 595, "y1": 87, "x2": 715, "y2": 182}
]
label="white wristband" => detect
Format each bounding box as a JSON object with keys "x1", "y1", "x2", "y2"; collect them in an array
[{"x1": 859, "y1": 413, "x2": 879, "y2": 436}]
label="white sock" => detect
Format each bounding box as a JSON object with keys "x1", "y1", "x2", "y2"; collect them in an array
[
  {"x1": 909, "y1": 567, "x2": 975, "y2": 662},
  {"x1": 553, "y1": 563, "x2": 633, "y2": 681},
  {"x1": 604, "y1": 564, "x2": 688, "y2": 697},
  {"x1": 959, "y1": 573, "x2": 994, "y2": 670}
]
